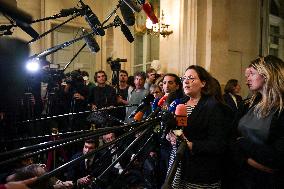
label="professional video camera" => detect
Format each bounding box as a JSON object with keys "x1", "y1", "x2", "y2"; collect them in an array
[
  {"x1": 41, "y1": 65, "x2": 65, "y2": 92},
  {"x1": 107, "y1": 57, "x2": 127, "y2": 86},
  {"x1": 64, "y1": 69, "x2": 85, "y2": 89},
  {"x1": 107, "y1": 57, "x2": 127, "y2": 71}
]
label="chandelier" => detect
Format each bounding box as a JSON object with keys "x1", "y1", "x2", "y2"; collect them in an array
[{"x1": 146, "y1": 10, "x2": 173, "y2": 38}]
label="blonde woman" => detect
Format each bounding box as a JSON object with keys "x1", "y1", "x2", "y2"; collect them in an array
[{"x1": 233, "y1": 55, "x2": 284, "y2": 188}]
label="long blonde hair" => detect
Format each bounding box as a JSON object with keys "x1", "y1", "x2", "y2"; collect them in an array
[{"x1": 249, "y1": 55, "x2": 284, "y2": 118}]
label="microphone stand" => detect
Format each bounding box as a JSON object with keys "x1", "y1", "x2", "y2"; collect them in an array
[
  {"x1": 20, "y1": 104, "x2": 137, "y2": 124},
  {"x1": 0, "y1": 119, "x2": 158, "y2": 165},
  {"x1": 31, "y1": 120, "x2": 156, "y2": 186},
  {"x1": 0, "y1": 124, "x2": 135, "y2": 166},
  {"x1": 28, "y1": 11, "x2": 83, "y2": 44},
  {"x1": 161, "y1": 140, "x2": 187, "y2": 189},
  {"x1": 101, "y1": 1, "x2": 122, "y2": 26},
  {"x1": 0, "y1": 129, "x2": 92, "y2": 143},
  {"x1": 93, "y1": 122, "x2": 155, "y2": 186},
  {"x1": 109, "y1": 133, "x2": 154, "y2": 189}
]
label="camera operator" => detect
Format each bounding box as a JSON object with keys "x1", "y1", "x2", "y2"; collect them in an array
[
  {"x1": 60, "y1": 70, "x2": 89, "y2": 131},
  {"x1": 63, "y1": 70, "x2": 89, "y2": 113}
]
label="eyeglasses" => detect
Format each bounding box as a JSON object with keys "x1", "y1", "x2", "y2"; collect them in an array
[{"x1": 182, "y1": 76, "x2": 196, "y2": 82}]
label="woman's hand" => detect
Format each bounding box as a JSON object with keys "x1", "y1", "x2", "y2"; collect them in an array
[{"x1": 247, "y1": 158, "x2": 274, "y2": 173}]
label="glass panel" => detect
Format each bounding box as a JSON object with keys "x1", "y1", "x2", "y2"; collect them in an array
[
  {"x1": 134, "y1": 35, "x2": 143, "y2": 66},
  {"x1": 269, "y1": 48, "x2": 278, "y2": 56},
  {"x1": 133, "y1": 65, "x2": 143, "y2": 73}
]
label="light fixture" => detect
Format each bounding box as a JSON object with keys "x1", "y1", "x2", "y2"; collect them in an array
[{"x1": 146, "y1": 10, "x2": 173, "y2": 38}]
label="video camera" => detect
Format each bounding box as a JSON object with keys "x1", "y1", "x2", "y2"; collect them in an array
[{"x1": 107, "y1": 57, "x2": 127, "y2": 71}]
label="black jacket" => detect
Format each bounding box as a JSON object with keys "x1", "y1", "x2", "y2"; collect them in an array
[
  {"x1": 223, "y1": 93, "x2": 243, "y2": 114},
  {"x1": 181, "y1": 95, "x2": 230, "y2": 183}
]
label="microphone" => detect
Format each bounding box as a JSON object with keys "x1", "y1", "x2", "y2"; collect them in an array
[
  {"x1": 142, "y1": 2, "x2": 158, "y2": 24},
  {"x1": 173, "y1": 104, "x2": 187, "y2": 137},
  {"x1": 84, "y1": 6, "x2": 105, "y2": 36},
  {"x1": 120, "y1": 1, "x2": 135, "y2": 26},
  {"x1": 82, "y1": 29, "x2": 100, "y2": 53},
  {"x1": 122, "y1": 0, "x2": 142, "y2": 13},
  {"x1": 175, "y1": 104, "x2": 187, "y2": 127},
  {"x1": 134, "y1": 111, "x2": 144, "y2": 122},
  {"x1": 59, "y1": 7, "x2": 82, "y2": 16},
  {"x1": 120, "y1": 23, "x2": 134, "y2": 43},
  {"x1": 158, "y1": 95, "x2": 168, "y2": 108},
  {"x1": 147, "y1": 95, "x2": 168, "y2": 119},
  {"x1": 151, "y1": 97, "x2": 160, "y2": 112},
  {"x1": 128, "y1": 94, "x2": 155, "y2": 118},
  {"x1": 168, "y1": 99, "x2": 181, "y2": 113}
]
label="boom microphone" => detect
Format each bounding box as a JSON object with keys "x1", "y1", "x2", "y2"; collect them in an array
[
  {"x1": 142, "y1": 2, "x2": 158, "y2": 24},
  {"x1": 122, "y1": 0, "x2": 142, "y2": 13},
  {"x1": 84, "y1": 6, "x2": 105, "y2": 36},
  {"x1": 82, "y1": 29, "x2": 100, "y2": 53},
  {"x1": 120, "y1": 23, "x2": 134, "y2": 43},
  {"x1": 120, "y1": 1, "x2": 135, "y2": 26},
  {"x1": 59, "y1": 7, "x2": 82, "y2": 16}
]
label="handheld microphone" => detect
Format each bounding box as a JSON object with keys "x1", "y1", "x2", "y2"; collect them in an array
[
  {"x1": 147, "y1": 95, "x2": 168, "y2": 119},
  {"x1": 120, "y1": 23, "x2": 134, "y2": 43},
  {"x1": 82, "y1": 29, "x2": 100, "y2": 53},
  {"x1": 120, "y1": 1, "x2": 136, "y2": 26},
  {"x1": 134, "y1": 111, "x2": 144, "y2": 122},
  {"x1": 122, "y1": 0, "x2": 142, "y2": 13},
  {"x1": 142, "y1": 2, "x2": 158, "y2": 24},
  {"x1": 173, "y1": 104, "x2": 187, "y2": 137},
  {"x1": 168, "y1": 99, "x2": 181, "y2": 113},
  {"x1": 158, "y1": 95, "x2": 168, "y2": 108},
  {"x1": 175, "y1": 104, "x2": 187, "y2": 127},
  {"x1": 84, "y1": 6, "x2": 105, "y2": 36}
]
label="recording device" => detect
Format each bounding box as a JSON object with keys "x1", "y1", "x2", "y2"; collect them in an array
[
  {"x1": 129, "y1": 94, "x2": 155, "y2": 119},
  {"x1": 151, "y1": 97, "x2": 160, "y2": 112},
  {"x1": 122, "y1": 0, "x2": 142, "y2": 13},
  {"x1": 78, "y1": 0, "x2": 105, "y2": 36},
  {"x1": 168, "y1": 99, "x2": 181, "y2": 113},
  {"x1": 42, "y1": 65, "x2": 65, "y2": 92},
  {"x1": 107, "y1": 57, "x2": 127, "y2": 87},
  {"x1": 120, "y1": 23, "x2": 134, "y2": 43},
  {"x1": 107, "y1": 57, "x2": 127, "y2": 72},
  {"x1": 59, "y1": 7, "x2": 83, "y2": 17},
  {"x1": 0, "y1": 0, "x2": 39, "y2": 38},
  {"x1": 113, "y1": 15, "x2": 134, "y2": 43},
  {"x1": 172, "y1": 104, "x2": 187, "y2": 136},
  {"x1": 120, "y1": 1, "x2": 135, "y2": 26},
  {"x1": 82, "y1": 28, "x2": 100, "y2": 53}
]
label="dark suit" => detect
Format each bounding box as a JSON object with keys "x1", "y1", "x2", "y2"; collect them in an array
[
  {"x1": 223, "y1": 93, "x2": 243, "y2": 114},
  {"x1": 67, "y1": 152, "x2": 99, "y2": 183},
  {"x1": 180, "y1": 95, "x2": 231, "y2": 184}
]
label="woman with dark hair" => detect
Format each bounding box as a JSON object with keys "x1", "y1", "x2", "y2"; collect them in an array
[
  {"x1": 232, "y1": 55, "x2": 284, "y2": 189},
  {"x1": 166, "y1": 65, "x2": 230, "y2": 188},
  {"x1": 223, "y1": 79, "x2": 243, "y2": 113}
]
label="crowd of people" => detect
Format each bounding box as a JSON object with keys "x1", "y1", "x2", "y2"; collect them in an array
[{"x1": 0, "y1": 55, "x2": 284, "y2": 189}]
